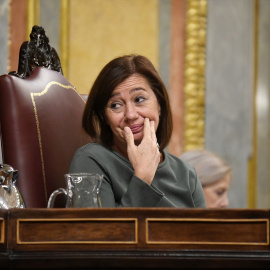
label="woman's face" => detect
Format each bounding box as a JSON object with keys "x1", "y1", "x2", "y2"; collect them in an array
[
  {"x1": 203, "y1": 173, "x2": 231, "y2": 208},
  {"x1": 105, "y1": 74, "x2": 160, "y2": 150}
]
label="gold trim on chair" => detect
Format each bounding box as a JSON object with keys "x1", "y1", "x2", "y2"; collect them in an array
[
  {"x1": 30, "y1": 81, "x2": 84, "y2": 202},
  {"x1": 184, "y1": 0, "x2": 207, "y2": 151}
]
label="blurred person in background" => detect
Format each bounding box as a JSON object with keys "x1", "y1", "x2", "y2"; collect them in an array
[{"x1": 180, "y1": 149, "x2": 231, "y2": 208}]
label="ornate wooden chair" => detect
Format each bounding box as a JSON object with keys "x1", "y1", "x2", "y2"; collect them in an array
[{"x1": 0, "y1": 26, "x2": 91, "y2": 208}]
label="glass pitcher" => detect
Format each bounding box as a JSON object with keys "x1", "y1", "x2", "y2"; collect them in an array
[
  {"x1": 0, "y1": 164, "x2": 25, "y2": 209},
  {"x1": 47, "y1": 173, "x2": 103, "y2": 208}
]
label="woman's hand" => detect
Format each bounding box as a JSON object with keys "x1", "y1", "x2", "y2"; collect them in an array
[{"x1": 123, "y1": 118, "x2": 160, "y2": 185}]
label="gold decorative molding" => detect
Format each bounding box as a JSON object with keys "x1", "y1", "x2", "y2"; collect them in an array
[
  {"x1": 184, "y1": 0, "x2": 207, "y2": 151},
  {"x1": 60, "y1": 0, "x2": 70, "y2": 77},
  {"x1": 27, "y1": 0, "x2": 40, "y2": 39},
  {"x1": 8, "y1": 0, "x2": 11, "y2": 72},
  {"x1": 248, "y1": 0, "x2": 259, "y2": 209}
]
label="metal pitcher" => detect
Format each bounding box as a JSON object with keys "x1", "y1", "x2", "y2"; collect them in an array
[
  {"x1": 47, "y1": 173, "x2": 103, "y2": 208},
  {"x1": 0, "y1": 164, "x2": 25, "y2": 209}
]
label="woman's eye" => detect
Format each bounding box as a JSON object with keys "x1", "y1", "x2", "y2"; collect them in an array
[
  {"x1": 135, "y1": 96, "x2": 145, "y2": 103},
  {"x1": 109, "y1": 102, "x2": 122, "y2": 110},
  {"x1": 216, "y1": 189, "x2": 225, "y2": 196}
]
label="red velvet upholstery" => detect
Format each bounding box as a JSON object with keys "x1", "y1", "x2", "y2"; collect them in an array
[{"x1": 0, "y1": 67, "x2": 91, "y2": 208}]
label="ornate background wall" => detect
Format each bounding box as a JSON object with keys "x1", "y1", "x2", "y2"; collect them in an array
[{"x1": 1, "y1": 0, "x2": 269, "y2": 209}]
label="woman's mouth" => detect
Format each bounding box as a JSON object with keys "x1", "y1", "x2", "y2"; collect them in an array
[{"x1": 129, "y1": 124, "x2": 143, "y2": 134}]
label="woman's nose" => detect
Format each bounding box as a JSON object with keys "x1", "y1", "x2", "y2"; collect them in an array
[
  {"x1": 220, "y1": 195, "x2": 229, "y2": 208},
  {"x1": 124, "y1": 103, "x2": 138, "y2": 119}
]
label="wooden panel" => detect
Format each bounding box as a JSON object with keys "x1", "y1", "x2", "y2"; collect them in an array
[
  {"x1": 146, "y1": 218, "x2": 269, "y2": 245},
  {"x1": 17, "y1": 218, "x2": 137, "y2": 244},
  {"x1": 0, "y1": 218, "x2": 5, "y2": 244},
  {"x1": 1, "y1": 208, "x2": 270, "y2": 268},
  {"x1": 0, "y1": 210, "x2": 8, "y2": 254}
]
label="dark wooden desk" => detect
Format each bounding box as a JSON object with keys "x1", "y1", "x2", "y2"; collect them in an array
[{"x1": 0, "y1": 208, "x2": 270, "y2": 269}]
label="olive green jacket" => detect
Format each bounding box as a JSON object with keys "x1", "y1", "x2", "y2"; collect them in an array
[{"x1": 69, "y1": 143, "x2": 206, "y2": 208}]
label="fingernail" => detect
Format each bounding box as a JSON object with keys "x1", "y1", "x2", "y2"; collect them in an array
[{"x1": 124, "y1": 126, "x2": 129, "y2": 133}]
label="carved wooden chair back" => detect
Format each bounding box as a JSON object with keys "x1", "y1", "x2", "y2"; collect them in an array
[{"x1": 0, "y1": 67, "x2": 91, "y2": 207}]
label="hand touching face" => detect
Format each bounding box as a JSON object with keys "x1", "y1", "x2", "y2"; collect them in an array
[{"x1": 123, "y1": 118, "x2": 160, "y2": 185}]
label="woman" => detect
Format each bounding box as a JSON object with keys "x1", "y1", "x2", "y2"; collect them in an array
[
  {"x1": 180, "y1": 149, "x2": 231, "y2": 208},
  {"x1": 69, "y1": 54, "x2": 206, "y2": 208}
]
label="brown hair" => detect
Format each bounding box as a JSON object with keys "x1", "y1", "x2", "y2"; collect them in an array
[
  {"x1": 180, "y1": 149, "x2": 231, "y2": 186},
  {"x1": 82, "y1": 54, "x2": 173, "y2": 151}
]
